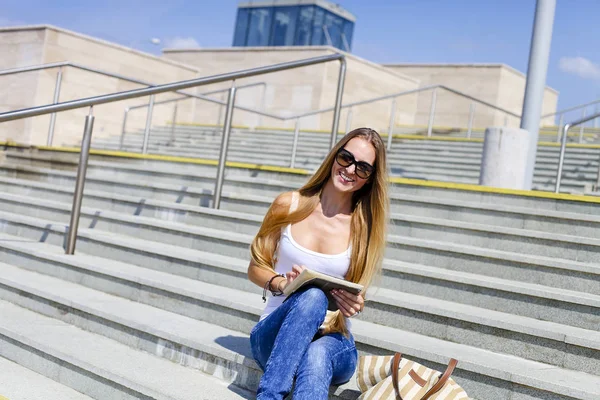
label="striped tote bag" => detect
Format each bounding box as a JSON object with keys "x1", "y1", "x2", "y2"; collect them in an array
[{"x1": 356, "y1": 353, "x2": 469, "y2": 400}]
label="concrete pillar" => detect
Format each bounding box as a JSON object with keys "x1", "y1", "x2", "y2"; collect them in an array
[
  {"x1": 520, "y1": 0, "x2": 556, "y2": 189},
  {"x1": 479, "y1": 127, "x2": 532, "y2": 190}
]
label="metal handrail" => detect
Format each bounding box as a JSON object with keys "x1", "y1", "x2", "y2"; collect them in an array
[
  {"x1": 541, "y1": 97, "x2": 600, "y2": 119},
  {"x1": 554, "y1": 111, "x2": 600, "y2": 193},
  {"x1": 0, "y1": 61, "x2": 223, "y2": 145},
  {"x1": 0, "y1": 53, "x2": 347, "y2": 255},
  {"x1": 121, "y1": 81, "x2": 267, "y2": 150}
]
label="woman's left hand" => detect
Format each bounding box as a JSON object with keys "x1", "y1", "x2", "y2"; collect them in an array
[{"x1": 331, "y1": 289, "x2": 364, "y2": 318}]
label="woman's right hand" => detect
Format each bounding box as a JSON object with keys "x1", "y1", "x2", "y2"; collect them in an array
[{"x1": 283, "y1": 264, "x2": 306, "y2": 289}]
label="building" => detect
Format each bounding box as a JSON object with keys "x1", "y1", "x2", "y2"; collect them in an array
[{"x1": 232, "y1": 0, "x2": 356, "y2": 51}]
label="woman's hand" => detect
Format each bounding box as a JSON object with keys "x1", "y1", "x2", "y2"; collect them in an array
[
  {"x1": 331, "y1": 289, "x2": 364, "y2": 318},
  {"x1": 278, "y1": 264, "x2": 306, "y2": 291}
]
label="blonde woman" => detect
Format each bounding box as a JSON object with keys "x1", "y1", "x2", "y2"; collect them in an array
[{"x1": 248, "y1": 128, "x2": 389, "y2": 400}]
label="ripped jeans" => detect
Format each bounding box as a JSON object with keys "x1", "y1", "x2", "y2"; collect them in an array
[{"x1": 250, "y1": 287, "x2": 358, "y2": 400}]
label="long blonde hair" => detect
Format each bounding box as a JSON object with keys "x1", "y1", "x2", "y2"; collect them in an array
[{"x1": 250, "y1": 128, "x2": 389, "y2": 335}]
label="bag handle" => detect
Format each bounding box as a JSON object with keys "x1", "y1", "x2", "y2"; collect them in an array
[{"x1": 391, "y1": 353, "x2": 458, "y2": 400}]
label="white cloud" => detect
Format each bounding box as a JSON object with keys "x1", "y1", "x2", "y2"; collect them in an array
[
  {"x1": 559, "y1": 56, "x2": 600, "y2": 81},
  {"x1": 164, "y1": 36, "x2": 200, "y2": 49}
]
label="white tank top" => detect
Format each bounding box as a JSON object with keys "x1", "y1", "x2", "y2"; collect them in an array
[{"x1": 260, "y1": 193, "x2": 353, "y2": 321}]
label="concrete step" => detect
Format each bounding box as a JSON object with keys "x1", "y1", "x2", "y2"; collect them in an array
[
  {"x1": 100, "y1": 137, "x2": 600, "y2": 172},
  {"x1": 4, "y1": 186, "x2": 600, "y2": 271},
  {"x1": 1, "y1": 240, "x2": 598, "y2": 399},
  {"x1": 5, "y1": 188, "x2": 600, "y2": 269},
  {"x1": 4, "y1": 171, "x2": 600, "y2": 240},
  {"x1": 0, "y1": 356, "x2": 95, "y2": 400},
  {"x1": 3, "y1": 150, "x2": 309, "y2": 182},
  {"x1": 0, "y1": 161, "x2": 296, "y2": 199},
  {"x1": 93, "y1": 135, "x2": 600, "y2": 166},
  {"x1": 0, "y1": 178, "x2": 598, "y2": 297},
  {"x1": 4, "y1": 249, "x2": 599, "y2": 375},
  {"x1": 1, "y1": 152, "x2": 590, "y2": 197},
  {"x1": 1, "y1": 208, "x2": 598, "y2": 331},
  {"x1": 0, "y1": 299, "x2": 253, "y2": 400},
  {"x1": 3, "y1": 148, "x2": 600, "y2": 213}
]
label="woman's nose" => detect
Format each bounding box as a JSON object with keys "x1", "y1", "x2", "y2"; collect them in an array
[{"x1": 346, "y1": 163, "x2": 356, "y2": 174}]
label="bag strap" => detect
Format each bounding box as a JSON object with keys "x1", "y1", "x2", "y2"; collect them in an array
[
  {"x1": 392, "y1": 354, "x2": 458, "y2": 400},
  {"x1": 392, "y1": 353, "x2": 403, "y2": 399},
  {"x1": 422, "y1": 359, "x2": 458, "y2": 400}
]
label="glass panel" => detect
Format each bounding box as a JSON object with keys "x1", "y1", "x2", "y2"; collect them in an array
[
  {"x1": 311, "y1": 6, "x2": 325, "y2": 45},
  {"x1": 247, "y1": 7, "x2": 273, "y2": 47},
  {"x1": 324, "y1": 11, "x2": 344, "y2": 49},
  {"x1": 270, "y1": 6, "x2": 299, "y2": 46},
  {"x1": 294, "y1": 6, "x2": 314, "y2": 46},
  {"x1": 233, "y1": 8, "x2": 250, "y2": 46},
  {"x1": 342, "y1": 20, "x2": 354, "y2": 51}
]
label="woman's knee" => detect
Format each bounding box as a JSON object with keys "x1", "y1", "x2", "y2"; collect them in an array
[{"x1": 296, "y1": 287, "x2": 328, "y2": 308}]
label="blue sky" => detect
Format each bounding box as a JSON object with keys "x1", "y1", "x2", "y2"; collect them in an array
[{"x1": 2, "y1": 0, "x2": 599, "y2": 123}]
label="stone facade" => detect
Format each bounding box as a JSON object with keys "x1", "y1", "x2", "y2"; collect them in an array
[
  {"x1": 0, "y1": 25, "x2": 559, "y2": 147},
  {"x1": 163, "y1": 46, "x2": 420, "y2": 133},
  {"x1": 0, "y1": 25, "x2": 200, "y2": 146},
  {"x1": 384, "y1": 64, "x2": 559, "y2": 129}
]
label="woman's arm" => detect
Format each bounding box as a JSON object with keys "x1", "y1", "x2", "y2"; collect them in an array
[
  {"x1": 247, "y1": 191, "x2": 294, "y2": 291},
  {"x1": 248, "y1": 260, "x2": 287, "y2": 292}
]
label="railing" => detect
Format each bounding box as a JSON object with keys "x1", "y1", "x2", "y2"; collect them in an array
[
  {"x1": 554, "y1": 111, "x2": 600, "y2": 193},
  {"x1": 0, "y1": 53, "x2": 347, "y2": 255},
  {"x1": 133, "y1": 83, "x2": 519, "y2": 167},
  {"x1": 0, "y1": 61, "x2": 203, "y2": 146},
  {"x1": 121, "y1": 81, "x2": 267, "y2": 151},
  {"x1": 541, "y1": 97, "x2": 600, "y2": 143}
]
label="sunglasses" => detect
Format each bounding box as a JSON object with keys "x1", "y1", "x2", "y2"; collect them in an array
[{"x1": 335, "y1": 148, "x2": 375, "y2": 179}]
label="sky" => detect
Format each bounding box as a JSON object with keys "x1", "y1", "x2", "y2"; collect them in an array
[{"x1": 2, "y1": 0, "x2": 599, "y2": 123}]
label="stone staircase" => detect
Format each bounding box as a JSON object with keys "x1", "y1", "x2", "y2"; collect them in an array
[
  {"x1": 0, "y1": 147, "x2": 599, "y2": 399},
  {"x1": 86, "y1": 125, "x2": 600, "y2": 193}
]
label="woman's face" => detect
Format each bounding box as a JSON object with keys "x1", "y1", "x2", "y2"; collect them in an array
[{"x1": 330, "y1": 137, "x2": 376, "y2": 194}]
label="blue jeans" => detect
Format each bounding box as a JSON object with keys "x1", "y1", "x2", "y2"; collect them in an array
[{"x1": 250, "y1": 287, "x2": 358, "y2": 400}]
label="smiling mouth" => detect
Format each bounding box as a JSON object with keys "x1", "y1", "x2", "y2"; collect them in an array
[{"x1": 339, "y1": 170, "x2": 354, "y2": 183}]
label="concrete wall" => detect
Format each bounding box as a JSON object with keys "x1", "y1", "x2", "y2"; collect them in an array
[
  {"x1": 0, "y1": 25, "x2": 201, "y2": 147},
  {"x1": 0, "y1": 28, "x2": 45, "y2": 143},
  {"x1": 384, "y1": 64, "x2": 558, "y2": 130},
  {"x1": 163, "y1": 46, "x2": 420, "y2": 132},
  {"x1": 496, "y1": 66, "x2": 558, "y2": 128}
]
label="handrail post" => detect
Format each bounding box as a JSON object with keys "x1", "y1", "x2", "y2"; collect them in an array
[
  {"x1": 170, "y1": 102, "x2": 178, "y2": 145},
  {"x1": 66, "y1": 107, "x2": 95, "y2": 255},
  {"x1": 556, "y1": 114, "x2": 564, "y2": 143},
  {"x1": 119, "y1": 108, "x2": 129, "y2": 151},
  {"x1": 595, "y1": 152, "x2": 600, "y2": 191},
  {"x1": 290, "y1": 118, "x2": 301, "y2": 168},
  {"x1": 555, "y1": 123, "x2": 571, "y2": 193},
  {"x1": 142, "y1": 95, "x2": 155, "y2": 154},
  {"x1": 345, "y1": 107, "x2": 353, "y2": 134},
  {"x1": 330, "y1": 59, "x2": 347, "y2": 149},
  {"x1": 258, "y1": 83, "x2": 266, "y2": 128},
  {"x1": 387, "y1": 98, "x2": 396, "y2": 151},
  {"x1": 579, "y1": 108, "x2": 586, "y2": 143},
  {"x1": 216, "y1": 92, "x2": 225, "y2": 134},
  {"x1": 47, "y1": 67, "x2": 63, "y2": 146},
  {"x1": 427, "y1": 88, "x2": 437, "y2": 137},
  {"x1": 467, "y1": 102, "x2": 475, "y2": 139},
  {"x1": 213, "y1": 84, "x2": 237, "y2": 209}
]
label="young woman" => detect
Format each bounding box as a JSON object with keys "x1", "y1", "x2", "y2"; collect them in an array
[{"x1": 248, "y1": 127, "x2": 389, "y2": 400}]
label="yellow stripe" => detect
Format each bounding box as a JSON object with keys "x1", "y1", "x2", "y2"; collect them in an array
[
  {"x1": 395, "y1": 123, "x2": 598, "y2": 138},
  {"x1": 0, "y1": 143, "x2": 310, "y2": 176},
  {"x1": 388, "y1": 177, "x2": 600, "y2": 204},
  {"x1": 4, "y1": 142, "x2": 600, "y2": 205},
  {"x1": 174, "y1": 121, "x2": 599, "y2": 138},
  {"x1": 0, "y1": 395, "x2": 10, "y2": 400}
]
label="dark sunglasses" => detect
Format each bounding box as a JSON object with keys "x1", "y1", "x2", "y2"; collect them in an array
[{"x1": 335, "y1": 148, "x2": 375, "y2": 179}]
